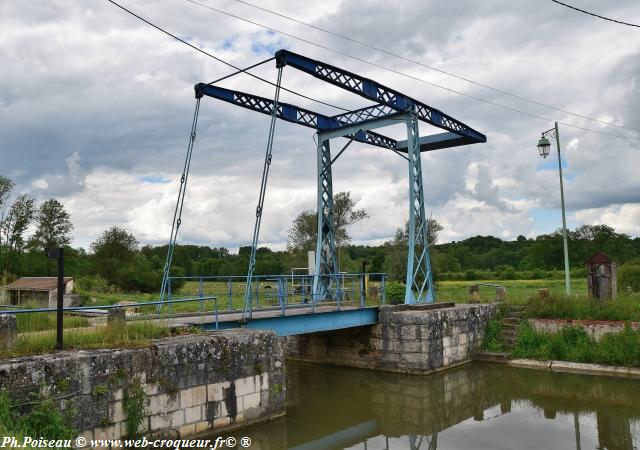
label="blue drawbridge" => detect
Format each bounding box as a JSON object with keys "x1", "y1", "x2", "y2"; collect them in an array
[{"x1": 157, "y1": 50, "x2": 485, "y2": 332}]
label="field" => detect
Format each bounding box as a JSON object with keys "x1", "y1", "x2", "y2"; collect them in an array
[
  {"x1": 436, "y1": 278, "x2": 588, "y2": 304},
  {"x1": 3, "y1": 276, "x2": 636, "y2": 334}
]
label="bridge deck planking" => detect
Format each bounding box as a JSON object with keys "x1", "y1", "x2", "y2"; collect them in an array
[{"x1": 161, "y1": 304, "x2": 381, "y2": 336}]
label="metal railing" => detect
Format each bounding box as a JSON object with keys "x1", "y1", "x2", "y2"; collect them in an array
[
  {"x1": 162, "y1": 272, "x2": 387, "y2": 317},
  {"x1": 0, "y1": 272, "x2": 388, "y2": 338},
  {"x1": 0, "y1": 296, "x2": 221, "y2": 328}
]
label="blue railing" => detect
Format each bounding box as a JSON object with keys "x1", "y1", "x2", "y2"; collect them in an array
[
  {"x1": 0, "y1": 296, "x2": 221, "y2": 329},
  {"x1": 162, "y1": 272, "x2": 387, "y2": 317},
  {"x1": 0, "y1": 272, "x2": 388, "y2": 335}
]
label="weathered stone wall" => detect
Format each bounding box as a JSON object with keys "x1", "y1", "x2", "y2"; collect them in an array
[
  {"x1": 530, "y1": 318, "x2": 640, "y2": 341},
  {"x1": 0, "y1": 330, "x2": 285, "y2": 443},
  {"x1": 287, "y1": 304, "x2": 496, "y2": 373}
]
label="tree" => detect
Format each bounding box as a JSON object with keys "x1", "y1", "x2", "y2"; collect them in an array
[
  {"x1": 0, "y1": 176, "x2": 14, "y2": 224},
  {"x1": 91, "y1": 226, "x2": 138, "y2": 259},
  {"x1": 287, "y1": 191, "x2": 369, "y2": 251},
  {"x1": 90, "y1": 227, "x2": 139, "y2": 285},
  {"x1": 30, "y1": 199, "x2": 74, "y2": 250},
  {"x1": 287, "y1": 210, "x2": 316, "y2": 252},
  {"x1": 333, "y1": 192, "x2": 369, "y2": 246},
  {"x1": 383, "y1": 217, "x2": 444, "y2": 281},
  {"x1": 0, "y1": 193, "x2": 36, "y2": 277}
]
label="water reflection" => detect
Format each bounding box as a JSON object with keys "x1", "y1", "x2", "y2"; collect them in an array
[{"x1": 231, "y1": 362, "x2": 640, "y2": 450}]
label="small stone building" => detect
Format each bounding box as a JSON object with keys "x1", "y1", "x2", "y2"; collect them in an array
[
  {"x1": 586, "y1": 252, "x2": 617, "y2": 300},
  {"x1": 5, "y1": 277, "x2": 74, "y2": 308}
]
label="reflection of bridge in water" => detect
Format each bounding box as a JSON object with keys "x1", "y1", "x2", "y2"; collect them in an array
[{"x1": 245, "y1": 362, "x2": 640, "y2": 450}]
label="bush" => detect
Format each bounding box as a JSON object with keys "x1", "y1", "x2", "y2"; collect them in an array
[
  {"x1": 464, "y1": 270, "x2": 477, "y2": 281},
  {"x1": 527, "y1": 294, "x2": 640, "y2": 321},
  {"x1": 75, "y1": 275, "x2": 113, "y2": 294},
  {"x1": 619, "y1": 261, "x2": 640, "y2": 292},
  {"x1": 0, "y1": 391, "x2": 75, "y2": 440},
  {"x1": 483, "y1": 317, "x2": 504, "y2": 352},
  {"x1": 511, "y1": 322, "x2": 640, "y2": 367},
  {"x1": 386, "y1": 281, "x2": 405, "y2": 305}
]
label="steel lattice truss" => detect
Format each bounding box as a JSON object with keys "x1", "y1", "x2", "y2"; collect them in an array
[{"x1": 194, "y1": 50, "x2": 486, "y2": 305}]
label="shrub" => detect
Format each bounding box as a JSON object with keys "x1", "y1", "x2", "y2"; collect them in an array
[
  {"x1": 619, "y1": 261, "x2": 640, "y2": 292},
  {"x1": 464, "y1": 270, "x2": 477, "y2": 281},
  {"x1": 483, "y1": 317, "x2": 504, "y2": 352},
  {"x1": 510, "y1": 322, "x2": 640, "y2": 367},
  {"x1": 386, "y1": 281, "x2": 405, "y2": 305},
  {"x1": 75, "y1": 275, "x2": 113, "y2": 294},
  {"x1": 0, "y1": 391, "x2": 75, "y2": 440}
]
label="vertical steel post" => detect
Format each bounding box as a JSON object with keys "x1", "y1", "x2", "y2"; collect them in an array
[
  {"x1": 381, "y1": 274, "x2": 387, "y2": 305},
  {"x1": 242, "y1": 67, "x2": 283, "y2": 321},
  {"x1": 56, "y1": 248, "x2": 64, "y2": 351},
  {"x1": 312, "y1": 137, "x2": 339, "y2": 303},
  {"x1": 554, "y1": 122, "x2": 571, "y2": 296},
  {"x1": 405, "y1": 112, "x2": 435, "y2": 304}
]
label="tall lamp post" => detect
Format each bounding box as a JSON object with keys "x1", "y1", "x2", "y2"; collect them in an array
[{"x1": 537, "y1": 122, "x2": 571, "y2": 296}]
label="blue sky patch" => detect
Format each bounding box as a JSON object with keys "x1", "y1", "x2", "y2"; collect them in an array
[{"x1": 141, "y1": 175, "x2": 170, "y2": 184}]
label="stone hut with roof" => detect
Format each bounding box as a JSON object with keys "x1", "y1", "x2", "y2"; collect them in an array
[
  {"x1": 586, "y1": 252, "x2": 617, "y2": 300},
  {"x1": 4, "y1": 277, "x2": 75, "y2": 308}
]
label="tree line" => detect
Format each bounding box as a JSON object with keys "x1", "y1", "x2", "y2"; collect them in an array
[{"x1": 2, "y1": 176, "x2": 639, "y2": 294}]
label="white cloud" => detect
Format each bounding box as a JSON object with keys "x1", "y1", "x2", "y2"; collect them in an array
[
  {"x1": 1, "y1": 0, "x2": 639, "y2": 251},
  {"x1": 573, "y1": 204, "x2": 640, "y2": 236}
]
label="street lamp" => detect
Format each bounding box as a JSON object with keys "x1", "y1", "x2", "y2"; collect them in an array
[{"x1": 537, "y1": 122, "x2": 571, "y2": 296}]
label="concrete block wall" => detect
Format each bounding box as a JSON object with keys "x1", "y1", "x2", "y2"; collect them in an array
[
  {"x1": 288, "y1": 304, "x2": 497, "y2": 374},
  {"x1": 378, "y1": 304, "x2": 496, "y2": 373},
  {"x1": 529, "y1": 318, "x2": 640, "y2": 341},
  {"x1": 0, "y1": 330, "x2": 285, "y2": 442}
]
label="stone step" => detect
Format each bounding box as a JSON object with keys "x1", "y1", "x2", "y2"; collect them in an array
[
  {"x1": 473, "y1": 352, "x2": 508, "y2": 363},
  {"x1": 502, "y1": 317, "x2": 521, "y2": 323}
]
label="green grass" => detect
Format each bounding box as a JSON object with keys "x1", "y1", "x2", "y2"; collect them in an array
[
  {"x1": 16, "y1": 313, "x2": 89, "y2": 333},
  {"x1": 82, "y1": 278, "x2": 385, "y2": 313},
  {"x1": 0, "y1": 322, "x2": 181, "y2": 359},
  {"x1": 526, "y1": 293, "x2": 640, "y2": 321},
  {"x1": 511, "y1": 322, "x2": 640, "y2": 367},
  {"x1": 436, "y1": 278, "x2": 588, "y2": 304},
  {"x1": 0, "y1": 391, "x2": 75, "y2": 440}
]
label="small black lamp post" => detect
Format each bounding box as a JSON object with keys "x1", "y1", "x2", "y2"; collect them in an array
[{"x1": 45, "y1": 247, "x2": 64, "y2": 350}]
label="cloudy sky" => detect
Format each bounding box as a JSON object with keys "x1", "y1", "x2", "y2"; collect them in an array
[{"x1": 1, "y1": 0, "x2": 639, "y2": 251}]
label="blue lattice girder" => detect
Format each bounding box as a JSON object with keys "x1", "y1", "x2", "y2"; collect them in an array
[
  {"x1": 312, "y1": 139, "x2": 339, "y2": 302},
  {"x1": 194, "y1": 84, "x2": 473, "y2": 153},
  {"x1": 195, "y1": 84, "x2": 398, "y2": 151},
  {"x1": 275, "y1": 50, "x2": 486, "y2": 144},
  {"x1": 405, "y1": 113, "x2": 435, "y2": 304}
]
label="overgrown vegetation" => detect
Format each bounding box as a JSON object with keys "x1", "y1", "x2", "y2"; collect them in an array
[
  {"x1": 619, "y1": 260, "x2": 640, "y2": 292},
  {"x1": 123, "y1": 378, "x2": 147, "y2": 438},
  {"x1": 0, "y1": 322, "x2": 175, "y2": 359},
  {"x1": 0, "y1": 391, "x2": 75, "y2": 440},
  {"x1": 16, "y1": 313, "x2": 89, "y2": 333},
  {"x1": 526, "y1": 293, "x2": 640, "y2": 321},
  {"x1": 386, "y1": 281, "x2": 405, "y2": 305},
  {"x1": 511, "y1": 322, "x2": 640, "y2": 367},
  {"x1": 483, "y1": 307, "x2": 507, "y2": 352}
]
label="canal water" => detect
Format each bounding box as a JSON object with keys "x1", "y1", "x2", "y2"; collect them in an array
[{"x1": 232, "y1": 361, "x2": 640, "y2": 450}]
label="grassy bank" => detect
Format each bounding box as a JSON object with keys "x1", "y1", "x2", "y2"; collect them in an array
[
  {"x1": 436, "y1": 278, "x2": 588, "y2": 304},
  {"x1": 0, "y1": 322, "x2": 185, "y2": 359},
  {"x1": 0, "y1": 391, "x2": 75, "y2": 440},
  {"x1": 527, "y1": 294, "x2": 640, "y2": 321},
  {"x1": 16, "y1": 313, "x2": 89, "y2": 333},
  {"x1": 511, "y1": 322, "x2": 640, "y2": 367}
]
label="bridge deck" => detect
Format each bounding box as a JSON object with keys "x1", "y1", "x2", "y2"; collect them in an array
[{"x1": 162, "y1": 304, "x2": 380, "y2": 336}]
